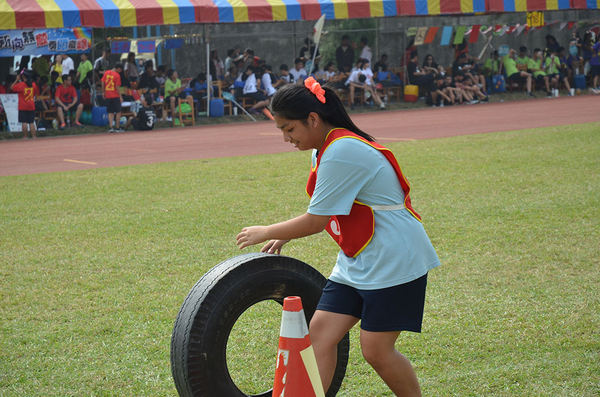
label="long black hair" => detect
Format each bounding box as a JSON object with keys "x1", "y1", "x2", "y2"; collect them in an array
[{"x1": 270, "y1": 83, "x2": 375, "y2": 142}]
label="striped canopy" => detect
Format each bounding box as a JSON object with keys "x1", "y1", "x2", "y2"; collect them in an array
[{"x1": 0, "y1": 0, "x2": 596, "y2": 29}]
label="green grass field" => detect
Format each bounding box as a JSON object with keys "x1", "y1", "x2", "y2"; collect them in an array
[{"x1": 1, "y1": 122, "x2": 599, "y2": 396}]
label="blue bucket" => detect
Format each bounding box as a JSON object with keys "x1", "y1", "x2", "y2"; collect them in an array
[
  {"x1": 210, "y1": 99, "x2": 224, "y2": 118},
  {"x1": 92, "y1": 107, "x2": 108, "y2": 126}
]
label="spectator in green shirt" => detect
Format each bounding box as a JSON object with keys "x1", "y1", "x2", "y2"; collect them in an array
[
  {"x1": 503, "y1": 49, "x2": 534, "y2": 97},
  {"x1": 528, "y1": 48, "x2": 551, "y2": 96},
  {"x1": 545, "y1": 49, "x2": 572, "y2": 95},
  {"x1": 76, "y1": 53, "x2": 93, "y2": 88},
  {"x1": 516, "y1": 46, "x2": 530, "y2": 67},
  {"x1": 165, "y1": 69, "x2": 193, "y2": 121},
  {"x1": 32, "y1": 55, "x2": 50, "y2": 79},
  {"x1": 483, "y1": 50, "x2": 502, "y2": 78}
]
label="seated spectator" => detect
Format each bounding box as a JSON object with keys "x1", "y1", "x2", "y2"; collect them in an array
[
  {"x1": 241, "y1": 66, "x2": 270, "y2": 115},
  {"x1": 165, "y1": 69, "x2": 193, "y2": 121},
  {"x1": 346, "y1": 70, "x2": 385, "y2": 110},
  {"x1": 35, "y1": 75, "x2": 50, "y2": 111},
  {"x1": 422, "y1": 54, "x2": 444, "y2": 76},
  {"x1": 223, "y1": 65, "x2": 239, "y2": 95},
  {"x1": 528, "y1": 48, "x2": 552, "y2": 96},
  {"x1": 483, "y1": 50, "x2": 502, "y2": 78},
  {"x1": 55, "y1": 74, "x2": 84, "y2": 129},
  {"x1": 516, "y1": 46, "x2": 530, "y2": 67},
  {"x1": 557, "y1": 47, "x2": 571, "y2": 79},
  {"x1": 453, "y1": 72, "x2": 476, "y2": 103},
  {"x1": 138, "y1": 62, "x2": 159, "y2": 93},
  {"x1": 360, "y1": 59, "x2": 375, "y2": 87},
  {"x1": 407, "y1": 51, "x2": 434, "y2": 87},
  {"x1": 155, "y1": 65, "x2": 166, "y2": 96},
  {"x1": 503, "y1": 49, "x2": 534, "y2": 97},
  {"x1": 261, "y1": 65, "x2": 277, "y2": 97},
  {"x1": 275, "y1": 64, "x2": 293, "y2": 87},
  {"x1": 324, "y1": 62, "x2": 337, "y2": 81},
  {"x1": 123, "y1": 93, "x2": 156, "y2": 131},
  {"x1": 351, "y1": 58, "x2": 364, "y2": 73},
  {"x1": 289, "y1": 58, "x2": 307, "y2": 84},
  {"x1": 373, "y1": 54, "x2": 389, "y2": 73},
  {"x1": 426, "y1": 75, "x2": 451, "y2": 107},
  {"x1": 191, "y1": 72, "x2": 209, "y2": 100},
  {"x1": 49, "y1": 71, "x2": 59, "y2": 97},
  {"x1": 462, "y1": 73, "x2": 489, "y2": 102},
  {"x1": 444, "y1": 75, "x2": 466, "y2": 104},
  {"x1": 545, "y1": 49, "x2": 572, "y2": 95},
  {"x1": 454, "y1": 53, "x2": 486, "y2": 93}
]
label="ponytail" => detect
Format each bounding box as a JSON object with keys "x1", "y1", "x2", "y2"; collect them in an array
[{"x1": 270, "y1": 83, "x2": 375, "y2": 142}]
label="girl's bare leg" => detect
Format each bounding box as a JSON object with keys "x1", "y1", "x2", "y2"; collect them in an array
[
  {"x1": 309, "y1": 311, "x2": 359, "y2": 391},
  {"x1": 361, "y1": 330, "x2": 422, "y2": 396}
]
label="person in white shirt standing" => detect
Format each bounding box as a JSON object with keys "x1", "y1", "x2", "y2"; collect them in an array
[
  {"x1": 62, "y1": 54, "x2": 75, "y2": 77},
  {"x1": 359, "y1": 37, "x2": 373, "y2": 66}
]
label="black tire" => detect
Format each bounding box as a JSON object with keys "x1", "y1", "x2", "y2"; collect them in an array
[{"x1": 171, "y1": 253, "x2": 350, "y2": 397}]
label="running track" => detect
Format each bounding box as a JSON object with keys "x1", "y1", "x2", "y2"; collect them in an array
[{"x1": 0, "y1": 96, "x2": 598, "y2": 177}]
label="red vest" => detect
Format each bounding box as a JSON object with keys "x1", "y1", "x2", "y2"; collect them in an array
[{"x1": 306, "y1": 128, "x2": 421, "y2": 258}]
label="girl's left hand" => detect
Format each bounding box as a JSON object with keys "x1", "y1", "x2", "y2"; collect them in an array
[{"x1": 236, "y1": 226, "x2": 267, "y2": 249}]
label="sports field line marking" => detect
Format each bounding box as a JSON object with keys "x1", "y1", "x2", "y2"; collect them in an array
[
  {"x1": 260, "y1": 132, "x2": 282, "y2": 136},
  {"x1": 64, "y1": 159, "x2": 97, "y2": 165}
]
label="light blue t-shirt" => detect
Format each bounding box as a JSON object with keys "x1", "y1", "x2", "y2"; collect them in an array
[{"x1": 307, "y1": 137, "x2": 441, "y2": 290}]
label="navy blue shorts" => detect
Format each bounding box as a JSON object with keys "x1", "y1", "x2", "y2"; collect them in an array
[{"x1": 316, "y1": 273, "x2": 428, "y2": 333}]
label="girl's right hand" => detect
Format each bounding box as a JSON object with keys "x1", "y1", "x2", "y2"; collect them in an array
[{"x1": 260, "y1": 239, "x2": 290, "y2": 255}]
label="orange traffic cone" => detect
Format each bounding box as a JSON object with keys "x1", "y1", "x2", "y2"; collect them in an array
[{"x1": 273, "y1": 296, "x2": 325, "y2": 397}]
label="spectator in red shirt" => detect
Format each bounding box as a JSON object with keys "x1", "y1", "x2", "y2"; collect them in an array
[
  {"x1": 10, "y1": 71, "x2": 39, "y2": 139},
  {"x1": 101, "y1": 62, "x2": 124, "y2": 133},
  {"x1": 55, "y1": 74, "x2": 84, "y2": 130}
]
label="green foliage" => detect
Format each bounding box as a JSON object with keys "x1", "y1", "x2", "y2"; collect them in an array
[{"x1": 1, "y1": 123, "x2": 599, "y2": 395}]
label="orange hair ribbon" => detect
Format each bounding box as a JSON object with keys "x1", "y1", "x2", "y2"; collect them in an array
[{"x1": 304, "y1": 77, "x2": 326, "y2": 104}]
